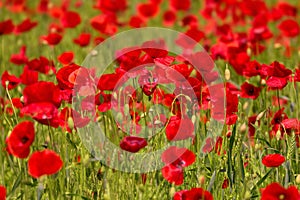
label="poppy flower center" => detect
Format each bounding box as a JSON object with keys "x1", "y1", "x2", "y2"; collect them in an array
[
  {"x1": 279, "y1": 194, "x2": 285, "y2": 200},
  {"x1": 21, "y1": 136, "x2": 29, "y2": 144},
  {"x1": 248, "y1": 88, "x2": 254, "y2": 95},
  {"x1": 68, "y1": 69, "x2": 79, "y2": 84}
]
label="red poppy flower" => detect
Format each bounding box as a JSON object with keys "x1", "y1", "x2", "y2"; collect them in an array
[
  {"x1": 94, "y1": 0, "x2": 127, "y2": 13},
  {"x1": 23, "y1": 81, "x2": 61, "y2": 107},
  {"x1": 129, "y1": 16, "x2": 145, "y2": 28},
  {"x1": 97, "y1": 73, "x2": 122, "y2": 91},
  {"x1": 56, "y1": 63, "x2": 80, "y2": 90},
  {"x1": 222, "y1": 178, "x2": 229, "y2": 189},
  {"x1": 262, "y1": 154, "x2": 285, "y2": 167},
  {"x1": 240, "y1": 82, "x2": 261, "y2": 99},
  {"x1": 57, "y1": 51, "x2": 74, "y2": 65},
  {"x1": 20, "y1": 66, "x2": 38, "y2": 85},
  {"x1": 162, "y1": 164, "x2": 184, "y2": 185},
  {"x1": 243, "y1": 60, "x2": 262, "y2": 77},
  {"x1": 161, "y1": 146, "x2": 195, "y2": 185},
  {"x1": 40, "y1": 33, "x2": 62, "y2": 45},
  {"x1": 28, "y1": 149, "x2": 63, "y2": 178},
  {"x1": 1, "y1": 70, "x2": 21, "y2": 90},
  {"x1": 73, "y1": 33, "x2": 91, "y2": 47},
  {"x1": 278, "y1": 19, "x2": 300, "y2": 38},
  {"x1": 174, "y1": 187, "x2": 213, "y2": 200},
  {"x1": 14, "y1": 18, "x2": 37, "y2": 34},
  {"x1": 37, "y1": 0, "x2": 49, "y2": 13},
  {"x1": 60, "y1": 11, "x2": 81, "y2": 28},
  {"x1": 163, "y1": 10, "x2": 176, "y2": 26},
  {"x1": 0, "y1": 19, "x2": 14, "y2": 35},
  {"x1": 119, "y1": 136, "x2": 147, "y2": 153},
  {"x1": 170, "y1": 0, "x2": 191, "y2": 11},
  {"x1": 27, "y1": 56, "x2": 55, "y2": 74},
  {"x1": 137, "y1": 3, "x2": 159, "y2": 18},
  {"x1": 10, "y1": 45, "x2": 28, "y2": 65},
  {"x1": 261, "y1": 182, "x2": 300, "y2": 200},
  {"x1": 271, "y1": 108, "x2": 288, "y2": 125},
  {"x1": 0, "y1": 185, "x2": 5, "y2": 200},
  {"x1": 166, "y1": 116, "x2": 194, "y2": 141},
  {"x1": 6, "y1": 121, "x2": 35, "y2": 159}
]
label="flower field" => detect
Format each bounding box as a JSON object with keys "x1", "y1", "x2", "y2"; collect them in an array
[{"x1": 1, "y1": 0, "x2": 300, "y2": 199}]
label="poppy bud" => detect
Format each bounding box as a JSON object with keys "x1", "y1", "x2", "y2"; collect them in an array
[
  {"x1": 198, "y1": 175, "x2": 205, "y2": 185},
  {"x1": 243, "y1": 102, "x2": 249, "y2": 110},
  {"x1": 246, "y1": 48, "x2": 251, "y2": 56},
  {"x1": 225, "y1": 68, "x2": 230, "y2": 81},
  {"x1": 169, "y1": 186, "x2": 176, "y2": 197},
  {"x1": 296, "y1": 174, "x2": 300, "y2": 184},
  {"x1": 276, "y1": 130, "x2": 281, "y2": 141},
  {"x1": 256, "y1": 111, "x2": 265, "y2": 121},
  {"x1": 239, "y1": 123, "x2": 247, "y2": 132},
  {"x1": 274, "y1": 43, "x2": 282, "y2": 49},
  {"x1": 261, "y1": 79, "x2": 266, "y2": 85},
  {"x1": 67, "y1": 117, "x2": 74, "y2": 130}
]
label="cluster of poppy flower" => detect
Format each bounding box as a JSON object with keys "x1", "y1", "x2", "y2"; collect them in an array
[{"x1": 1, "y1": 0, "x2": 300, "y2": 199}]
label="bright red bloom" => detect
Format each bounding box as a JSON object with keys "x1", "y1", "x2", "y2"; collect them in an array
[
  {"x1": 94, "y1": 0, "x2": 127, "y2": 13},
  {"x1": 261, "y1": 182, "x2": 300, "y2": 200},
  {"x1": 0, "y1": 185, "x2": 5, "y2": 200},
  {"x1": 41, "y1": 33, "x2": 62, "y2": 45},
  {"x1": 20, "y1": 66, "x2": 38, "y2": 85},
  {"x1": 58, "y1": 51, "x2": 74, "y2": 65},
  {"x1": 0, "y1": 19, "x2": 14, "y2": 35},
  {"x1": 23, "y1": 81, "x2": 61, "y2": 107},
  {"x1": 14, "y1": 18, "x2": 37, "y2": 34},
  {"x1": 28, "y1": 149, "x2": 63, "y2": 178},
  {"x1": 73, "y1": 33, "x2": 91, "y2": 47},
  {"x1": 129, "y1": 15, "x2": 145, "y2": 28},
  {"x1": 243, "y1": 60, "x2": 262, "y2": 77},
  {"x1": 137, "y1": 3, "x2": 159, "y2": 18},
  {"x1": 161, "y1": 146, "x2": 195, "y2": 185},
  {"x1": 1, "y1": 70, "x2": 21, "y2": 90},
  {"x1": 119, "y1": 136, "x2": 147, "y2": 153},
  {"x1": 262, "y1": 154, "x2": 285, "y2": 167},
  {"x1": 10, "y1": 45, "x2": 28, "y2": 65},
  {"x1": 240, "y1": 82, "x2": 261, "y2": 99},
  {"x1": 170, "y1": 0, "x2": 190, "y2": 11},
  {"x1": 56, "y1": 63, "x2": 80, "y2": 90},
  {"x1": 278, "y1": 19, "x2": 300, "y2": 38},
  {"x1": 163, "y1": 10, "x2": 176, "y2": 26},
  {"x1": 6, "y1": 121, "x2": 35, "y2": 159},
  {"x1": 27, "y1": 56, "x2": 55, "y2": 74},
  {"x1": 97, "y1": 73, "x2": 122, "y2": 91},
  {"x1": 174, "y1": 188, "x2": 213, "y2": 200},
  {"x1": 165, "y1": 116, "x2": 194, "y2": 141},
  {"x1": 60, "y1": 11, "x2": 81, "y2": 28},
  {"x1": 162, "y1": 164, "x2": 183, "y2": 185}
]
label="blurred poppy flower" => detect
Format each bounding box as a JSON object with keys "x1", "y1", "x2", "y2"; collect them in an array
[
  {"x1": 170, "y1": 0, "x2": 191, "y2": 11},
  {"x1": 137, "y1": 3, "x2": 159, "y2": 18},
  {"x1": 262, "y1": 153, "x2": 285, "y2": 167},
  {"x1": 240, "y1": 82, "x2": 261, "y2": 99},
  {"x1": 97, "y1": 73, "x2": 122, "y2": 91},
  {"x1": 73, "y1": 33, "x2": 91, "y2": 47},
  {"x1": 174, "y1": 187, "x2": 213, "y2": 200},
  {"x1": 260, "y1": 182, "x2": 300, "y2": 200},
  {"x1": 57, "y1": 51, "x2": 74, "y2": 65},
  {"x1": 60, "y1": 11, "x2": 81, "y2": 28},
  {"x1": 0, "y1": 185, "x2": 5, "y2": 200},
  {"x1": 0, "y1": 19, "x2": 14, "y2": 35},
  {"x1": 278, "y1": 19, "x2": 300, "y2": 38},
  {"x1": 94, "y1": 0, "x2": 127, "y2": 13},
  {"x1": 28, "y1": 149, "x2": 63, "y2": 178},
  {"x1": 6, "y1": 121, "x2": 35, "y2": 159},
  {"x1": 1, "y1": 71, "x2": 21, "y2": 90},
  {"x1": 10, "y1": 45, "x2": 28, "y2": 65},
  {"x1": 129, "y1": 15, "x2": 145, "y2": 28},
  {"x1": 40, "y1": 33, "x2": 62, "y2": 45},
  {"x1": 120, "y1": 136, "x2": 147, "y2": 153},
  {"x1": 163, "y1": 10, "x2": 176, "y2": 26},
  {"x1": 162, "y1": 164, "x2": 184, "y2": 185},
  {"x1": 14, "y1": 18, "x2": 37, "y2": 34}
]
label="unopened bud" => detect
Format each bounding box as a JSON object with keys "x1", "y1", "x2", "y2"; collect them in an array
[
  {"x1": 225, "y1": 68, "x2": 230, "y2": 81},
  {"x1": 247, "y1": 48, "x2": 252, "y2": 56},
  {"x1": 274, "y1": 43, "x2": 282, "y2": 49},
  {"x1": 276, "y1": 130, "x2": 281, "y2": 141},
  {"x1": 261, "y1": 79, "x2": 266, "y2": 85},
  {"x1": 198, "y1": 175, "x2": 205, "y2": 185},
  {"x1": 169, "y1": 187, "x2": 176, "y2": 197},
  {"x1": 67, "y1": 117, "x2": 74, "y2": 130},
  {"x1": 296, "y1": 174, "x2": 300, "y2": 184},
  {"x1": 240, "y1": 123, "x2": 247, "y2": 132},
  {"x1": 256, "y1": 111, "x2": 265, "y2": 121},
  {"x1": 243, "y1": 102, "x2": 249, "y2": 110}
]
